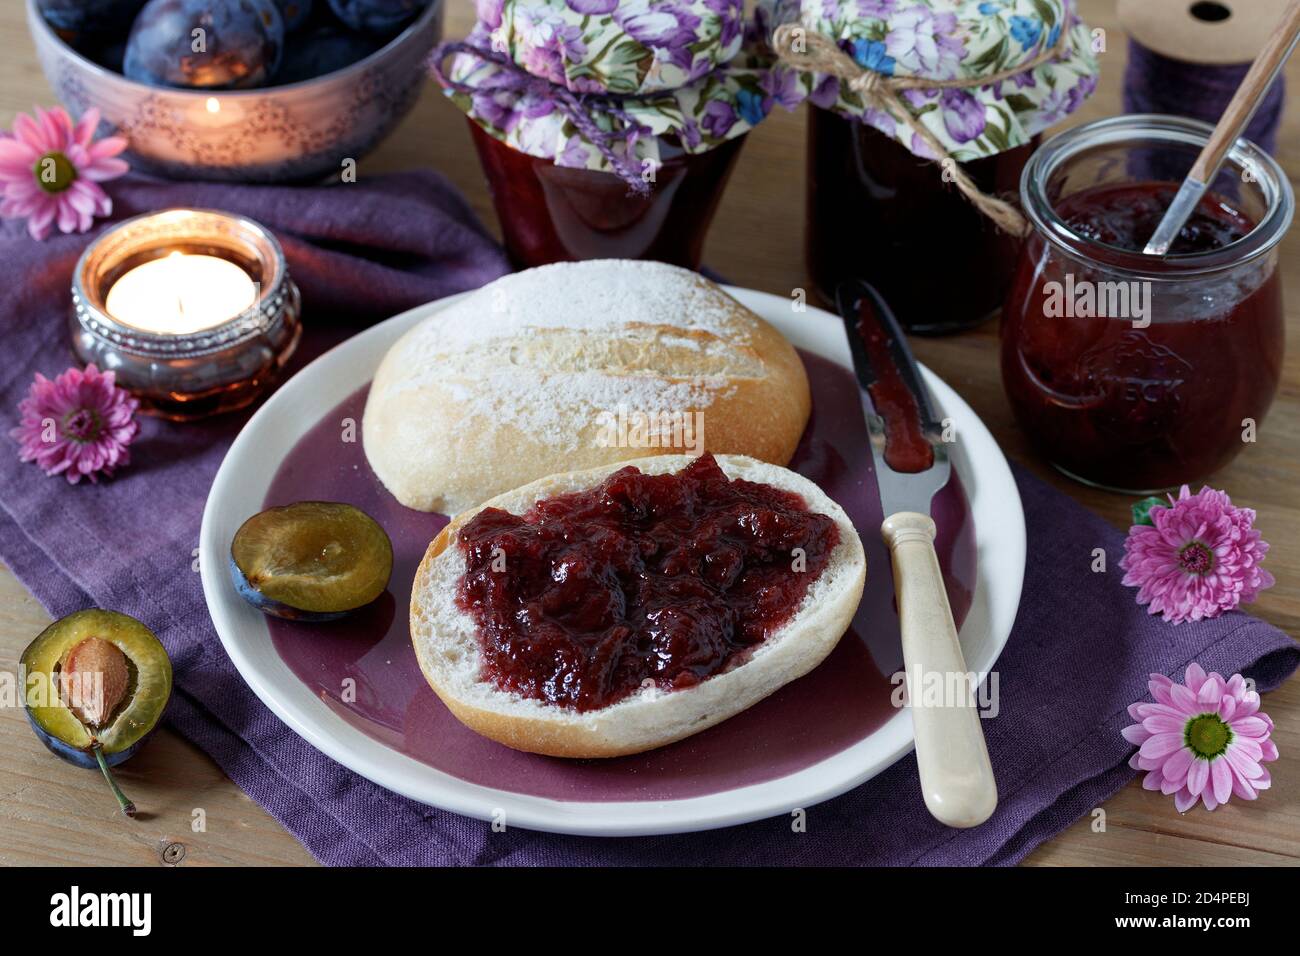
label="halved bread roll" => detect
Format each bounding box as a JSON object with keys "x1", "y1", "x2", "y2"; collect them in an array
[
  {"x1": 410, "y1": 454, "x2": 866, "y2": 758},
  {"x1": 363, "y1": 260, "x2": 811, "y2": 515}
]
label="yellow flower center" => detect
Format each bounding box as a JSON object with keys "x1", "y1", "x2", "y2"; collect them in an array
[
  {"x1": 1185, "y1": 713, "x2": 1231, "y2": 760},
  {"x1": 34, "y1": 151, "x2": 77, "y2": 194}
]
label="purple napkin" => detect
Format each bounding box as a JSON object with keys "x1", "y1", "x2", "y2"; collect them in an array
[{"x1": 1, "y1": 174, "x2": 1295, "y2": 866}]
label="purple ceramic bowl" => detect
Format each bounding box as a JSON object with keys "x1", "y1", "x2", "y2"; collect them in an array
[{"x1": 27, "y1": 0, "x2": 443, "y2": 183}]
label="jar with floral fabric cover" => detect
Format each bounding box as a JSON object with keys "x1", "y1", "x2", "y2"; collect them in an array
[
  {"x1": 432, "y1": 0, "x2": 794, "y2": 270},
  {"x1": 764, "y1": 0, "x2": 1100, "y2": 334}
]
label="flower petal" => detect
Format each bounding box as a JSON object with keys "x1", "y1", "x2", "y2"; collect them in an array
[
  {"x1": 1186, "y1": 757, "x2": 1209, "y2": 796},
  {"x1": 1210, "y1": 757, "x2": 1233, "y2": 805},
  {"x1": 80, "y1": 157, "x2": 129, "y2": 182},
  {"x1": 1197, "y1": 677, "x2": 1221, "y2": 705},
  {"x1": 1162, "y1": 746, "x2": 1194, "y2": 786},
  {"x1": 13, "y1": 112, "x2": 48, "y2": 151},
  {"x1": 1218, "y1": 696, "x2": 1236, "y2": 721},
  {"x1": 1142, "y1": 712, "x2": 1185, "y2": 734},
  {"x1": 1169, "y1": 682, "x2": 1199, "y2": 714},
  {"x1": 0, "y1": 135, "x2": 39, "y2": 167},
  {"x1": 1140, "y1": 732, "x2": 1184, "y2": 760},
  {"x1": 1121, "y1": 723, "x2": 1151, "y2": 745},
  {"x1": 1224, "y1": 745, "x2": 1263, "y2": 780},
  {"x1": 1230, "y1": 716, "x2": 1269, "y2": 737},
  {"x1": 88, "y1": 136, "x2": 129, "y2": 160},
  {"x1": 73, "y1": 107, "x2": 101, "y2": 148}
]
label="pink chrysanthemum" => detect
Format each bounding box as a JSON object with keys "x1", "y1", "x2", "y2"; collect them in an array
[
  {"x1": 1120, "y1": 486, "x2": 1273, "y2": 624},
  {"x1": 0, "y1": 106, "x2": 128, "y2": 241},
  {"x1": 1123, "y1": 663, "x2": 1278, "y2": 812},
  {"x1": 10, "y1": 364, "x2": 139, "y2": 484}
]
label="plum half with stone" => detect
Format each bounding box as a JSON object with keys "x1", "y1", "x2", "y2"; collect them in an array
[
  {"x1": 230, "y1": 501, "x2": 393, "y2": 621},
  {"x1": 22, "y1": 610, "x2": 172, "y2": 817},
  {"x1": 124, "y1": 0, "x2": 285, "y2": 89}
]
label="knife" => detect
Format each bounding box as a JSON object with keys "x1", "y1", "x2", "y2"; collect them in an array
[{"x1": 836, "y1": 280, "x2": 997, "y2": 829}]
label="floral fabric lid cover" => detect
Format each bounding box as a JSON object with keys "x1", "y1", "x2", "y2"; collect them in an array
[
  {"x1": 444, "y1": 0, "x2": 791, "y2": 172},
  {"x1": 761, "y1": 0, "x2": 1100, "y2": 161}
]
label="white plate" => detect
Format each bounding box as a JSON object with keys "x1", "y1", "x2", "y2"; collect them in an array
[{"x1": 199, "y1": 287, "x2": 1026, "y2": 836}]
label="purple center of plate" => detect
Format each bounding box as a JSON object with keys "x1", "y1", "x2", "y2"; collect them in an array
[{"x1": 264, "y1": 351, "x2": 976, "y2": 801}]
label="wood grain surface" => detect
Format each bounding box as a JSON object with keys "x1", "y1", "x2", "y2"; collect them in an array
[{"x1": 0, "y1": 0, "x2": 1296, "y2": 867}]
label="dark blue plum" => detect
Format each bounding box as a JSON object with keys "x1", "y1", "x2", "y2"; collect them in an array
[
  {"x1": 39, "y1": 0, "x2": 145, "y2": 34},
  {"x1": 274, "y1": 24, "x2": 381, "y2": 83},
  {"x1": 91, "y1": 40, "x2": 128, "y2": 73},
  {"x1": 326, "y1": 0, "x2": 425, "y2": 35},
  {"x1": 273, "y1": 0, "x2": 312, "y2": 31},
  {"x1": 124, "y1": 0, "x2": 285, "y2": 89}
]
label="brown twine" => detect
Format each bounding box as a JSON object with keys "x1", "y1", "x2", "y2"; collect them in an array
[{"x1": 772, "y1": 21, "x2": 1074, "y2": 237}]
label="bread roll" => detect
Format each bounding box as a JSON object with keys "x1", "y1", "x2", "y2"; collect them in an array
[
  {"x1": 410, "y1": 454, "x2": 866, "y2": 758},
  {"x1": 363, "y1": 260, "x2": 810, "y2": 515}
]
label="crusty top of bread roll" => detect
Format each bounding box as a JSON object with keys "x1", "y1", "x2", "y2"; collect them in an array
[{"x1": 363, "y1": 260, "x2": 810, "y2": 515}]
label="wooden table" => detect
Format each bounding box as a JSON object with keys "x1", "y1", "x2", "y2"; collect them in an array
[{"x1": 1, "y1": 0, "x2": 1296, "y2": 867}]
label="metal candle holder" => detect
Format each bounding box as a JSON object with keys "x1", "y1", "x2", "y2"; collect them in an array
[{"x1": 70, "y1": 208, "x2": 301, "y2": 421}]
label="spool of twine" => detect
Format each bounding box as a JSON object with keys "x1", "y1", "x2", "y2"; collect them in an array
[{"x1": 1119, "y1": 0, "x2": 1287, "y2": 154}]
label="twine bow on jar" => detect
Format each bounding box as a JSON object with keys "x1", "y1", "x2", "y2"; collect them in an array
[
  {"x1": 771, "y1": 22, "x2": 1074, "y2": 237},
  {"x1": 431, "y1": 41, "x2": 660, "y2": 197}
]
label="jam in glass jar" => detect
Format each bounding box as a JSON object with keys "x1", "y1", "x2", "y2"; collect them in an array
[
  {"x1": 468, "y1": 121, "x2": 746, "y2": 270},
  {"x1": 434, "y1": 1, "x2": 772, "y2": 273},
  {"x1": 808, "y1": 108, "x2": 1036, "y2": 334},
  {"x1": 1001, "y1": 115, "x2": 1293, "y2": 493}
]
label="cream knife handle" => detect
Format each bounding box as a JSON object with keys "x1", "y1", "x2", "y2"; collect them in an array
[{"x1": 882, "y1": 511, "x2": 998, "y2": 828}]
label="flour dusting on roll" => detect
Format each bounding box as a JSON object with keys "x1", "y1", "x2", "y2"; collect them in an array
[{"x1": 362, "y1": 260, "x2": 810, "y2": 514}]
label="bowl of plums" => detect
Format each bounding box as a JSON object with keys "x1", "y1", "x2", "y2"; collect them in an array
[{"x1": 27, "y1": 0, "x2": 443, "y2": 182}]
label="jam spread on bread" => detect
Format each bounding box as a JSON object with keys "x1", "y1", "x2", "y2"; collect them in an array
[{"x1": 455, "y1": 454, "x2": 840, "y2": 712}]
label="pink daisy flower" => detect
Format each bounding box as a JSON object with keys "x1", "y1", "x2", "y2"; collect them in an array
[
  {"x1": 0, "y1": 106, "x2": 128, "y2": 241},
  {"x1": 1120, "y1": 486, "x2": 1273, "y2": 624},
  {"x1": 10, "y1": 364, "x2": 139, "y2": 484},
  {"x1": 1122, "y1": 663, "x2": 1278, "y2": 812}
]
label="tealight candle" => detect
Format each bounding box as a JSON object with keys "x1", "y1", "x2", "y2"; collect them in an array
[
  {"x1": 105, "y1": 252, "x2": 258, "y2": 335},
  {"x1": 71, "y1": 209, "x2": 301, "y2": 421}
]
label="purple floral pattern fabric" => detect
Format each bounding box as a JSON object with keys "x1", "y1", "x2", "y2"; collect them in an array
[
  {"x1": 445, "y1": 0, "x2": 786, "y2": 173},
  {"x1": 758, "y1": 0, "x2": 1100, "y2": 161}
]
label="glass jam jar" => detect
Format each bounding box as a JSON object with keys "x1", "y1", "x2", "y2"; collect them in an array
[
  {"x1": 468, "y1": 121, "x2": 745, "y2": 270},
  {"x1": 808, "y1": 108, "x2": 1036, "y2": 334},
  {"x1": 1001, "y1": 115, "x2": 1292, "y2": 493}
]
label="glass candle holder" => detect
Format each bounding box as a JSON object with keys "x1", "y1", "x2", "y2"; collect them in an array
[
  {"x1": 70, "y1": 209, "x2": 301, "y2": 421},
  {"x1": 1001, "y1": 115, "x2": 1293, "y2": 493}
]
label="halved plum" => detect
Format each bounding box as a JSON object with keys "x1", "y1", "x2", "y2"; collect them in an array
[
  {"x1": 22, "y1": 610, "x2": 172, "y2": 816},
  {"x1": 230, "y1": 501, "x2": 393, "y2": 621}
]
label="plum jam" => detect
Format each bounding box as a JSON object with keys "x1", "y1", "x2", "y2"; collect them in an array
[
  {"x1": 455, "y1": 454, "x2": 840, "y2": 712},
  {"x1": 1001, "y1": 116, "x2": 1291, "y2": 493},
  {"x1": 807, "y1": 108, "x2": 1035, "y2": 334},
  {"x1": 468, "y1": 121, "x2": 745, "y2": 270},
  {"x1": 856, "y1": 299, "x2": 933, "y2": 473},
  {"x1": 1056, "y1": 183, "x2": 1254, "y2": 254}
]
